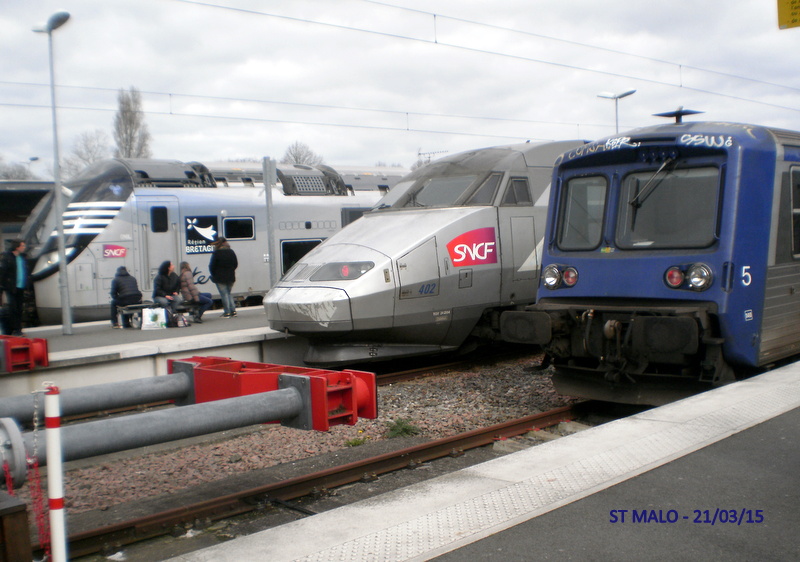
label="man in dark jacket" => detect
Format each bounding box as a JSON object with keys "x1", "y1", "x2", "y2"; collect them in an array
[
  {"x1": 110, "y1": 266, "x2": 142, "y2": 328},
  {"x1": 209, "y1": 237, "x2": 238, "y2": 317},
  {"x1": 0, "y1": 239, "x2": 29, "y2": 336}
]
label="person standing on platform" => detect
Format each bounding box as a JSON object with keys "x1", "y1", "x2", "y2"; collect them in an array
[
  {"x1": 209, "y1": 237, "x2": 238, "y2": 317},
  {"x1": 179, "y1": 261, "x2": 212, "y2": 323},
  {"x1": 0, "y1": 239, "x2": 29, "y2": 336},
  {"x1": 110, "y1": 266, "x2": 142, "y2": 328}
]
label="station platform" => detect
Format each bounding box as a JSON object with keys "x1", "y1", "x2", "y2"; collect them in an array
[
  {"x1": 3, "y1": 307, "x2": 307, "y2": 398},
  {"x1": 167, "y1": 363, "x2": 800, "y2": 561},
  {"x1": 23, "y1": 305, "x2": 275, "y2": 357}
]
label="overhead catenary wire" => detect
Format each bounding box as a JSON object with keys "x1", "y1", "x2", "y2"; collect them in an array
[{"x1": 4, "y1": 1, "x2": 799, "y2": 147}]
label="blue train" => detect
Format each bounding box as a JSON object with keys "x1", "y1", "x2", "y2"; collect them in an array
[{"x1": 500, "y1": 121, "x2": 800, "y2": 404}]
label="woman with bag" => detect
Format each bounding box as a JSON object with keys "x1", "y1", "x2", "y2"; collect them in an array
[
  {"x1": 179, "y1": 262, "x2": 212, "y2": 323},
  {"x1": 209, "y1": 238, "x2": 238, "y2": 318},
  {"x1": 152, "y1": 260, "x2": 180, "y2": 314}
]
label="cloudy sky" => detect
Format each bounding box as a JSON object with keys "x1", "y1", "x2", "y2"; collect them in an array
[{"x1": 2, "y1": 0, "x2": 799, "y2": 175}]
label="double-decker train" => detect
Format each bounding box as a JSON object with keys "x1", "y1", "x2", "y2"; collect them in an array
[
  {"x1": 500, "y1": 120, "x2": 800, "y2": 405},
  {"x1": 22, "y1": 158, "x2": 398, "y2": 323},
  {"x1": 264, "y1": 140, "x2": 586, "y2": 366}
]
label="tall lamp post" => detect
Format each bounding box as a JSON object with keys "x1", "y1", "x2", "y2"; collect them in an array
[
  {"x1": 597, "y1": 89, "x2": 636, "y2": 134},
  {"x1": 34, "y1": 11, "x2": 73, "y2": 335}
]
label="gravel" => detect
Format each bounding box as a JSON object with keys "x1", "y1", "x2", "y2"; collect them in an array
[{"x1": 10, "y1": 354, "x2": 574, "y2": 517}]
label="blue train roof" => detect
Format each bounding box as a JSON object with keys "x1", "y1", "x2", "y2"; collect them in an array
[{"x1": 559, "y1": 121, "x2": 799, "y2": 166}]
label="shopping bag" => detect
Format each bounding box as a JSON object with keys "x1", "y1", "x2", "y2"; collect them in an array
[{"x1": 141, "y1": 308, "x2": 167, "y2": 330}]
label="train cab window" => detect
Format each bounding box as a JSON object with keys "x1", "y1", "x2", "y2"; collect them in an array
[
  {"x1": 558, "y1": 175, "x2": 607, "y2": 250},
  {"x1": 407, "y1": 176, "x2": 477, "y2": 207},
  {"x1": 151, "y1": 206, "x2": 169, "y2": 233},
  {"x1": 792, "y1": 168, "x2": 800, "y2": 256},
  {"x1": 465, "y1": 173, "x2": 503, "y2": 206},
  {"x1": 222, "y1": 217, "x2": 255, "y2": 240},
  {"x1": 617, "y1": 166, "x2": 720, "y2": 249},
  {"x1": 500, "y1": 178, "x2": 533, "y2": 206}
]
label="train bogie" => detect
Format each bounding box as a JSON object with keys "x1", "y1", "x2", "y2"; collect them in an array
[{"x1": 265, "y1": 141, "x2": 586, "y2": 366}]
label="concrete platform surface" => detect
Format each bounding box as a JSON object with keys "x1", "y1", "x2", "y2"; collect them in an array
[{"x1": 165, "y1": 364, "x2": 800, "y2": 561}]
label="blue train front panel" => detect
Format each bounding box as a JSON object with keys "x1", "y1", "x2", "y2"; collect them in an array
[{"x1": 500, "y1": 122, "x2": 796, "y2": 402}]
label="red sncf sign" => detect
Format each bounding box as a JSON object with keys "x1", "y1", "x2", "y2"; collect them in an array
[
  {"x1": 446, "y1": 227, "x2": 497, "y2": 266},
  {"x1": 103, "y1": 244, "x2": 127, "y2": 258}
]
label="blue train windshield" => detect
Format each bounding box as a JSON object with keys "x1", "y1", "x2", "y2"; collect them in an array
[
  {"x1": 558, "y1": 165, "x2": 721, "y2": 251},
  {"x1": 558, "y1": 176, "x2": 608, "y2": 250},
  {"x1": 617, "y1": 166, "x2": 720, "y2": 249}
]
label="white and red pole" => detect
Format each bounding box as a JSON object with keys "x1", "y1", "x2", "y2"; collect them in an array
[{"x1": 44, "y1": 385, "x2": 67, "y2": 562}]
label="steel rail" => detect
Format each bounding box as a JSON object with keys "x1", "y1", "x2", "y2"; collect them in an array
[{"x1": 51, "y1": 404, "x2": 579, "y2": 558}]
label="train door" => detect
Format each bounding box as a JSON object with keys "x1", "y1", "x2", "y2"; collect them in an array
[
  {"x1": 496, "y1": 176, "x2": 543, "y2": 305},
  {"x1": 396, "y1": 237, "x2": 451, "y2": 340},
  {"x1": 137, "y1": 197, "x2": 181, "y2": 292}
]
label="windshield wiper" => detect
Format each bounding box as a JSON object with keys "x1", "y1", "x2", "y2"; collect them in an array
[{"x1": 628, "y1": 158, "x2": 676, "y2": 209}]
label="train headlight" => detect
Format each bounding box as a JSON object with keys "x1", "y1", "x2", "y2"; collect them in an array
[
  {"x1": 31, "y1": 247, "x2": 76, "y2": 276},
  {"x1": 687, "y1": 263, "x2": 713, "y2": 291},
  {"x1": 664, "y1": 263, "x2": 713, "y2": 291},
  {"x1": 310, "y1": 261, "x2": 375, "y2": 281},
  {"x1": 542, "y1": 264, "x2": 562, "y2": 289},
  {"x1": 543, "y1": 264, "x2": 577, "y2": 289}
]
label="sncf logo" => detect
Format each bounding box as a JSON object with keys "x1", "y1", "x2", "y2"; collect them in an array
[
  {"x1": 447, "y1": 227, "x2": 497, "y2": 266},
  {"x1": 103, "y1": 244, "x2": 127, "y2": 258}
]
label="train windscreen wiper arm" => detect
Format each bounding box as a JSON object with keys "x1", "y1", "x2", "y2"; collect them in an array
[{"x1": 628, "y1": 157, "x2": 676, "y2": 209}]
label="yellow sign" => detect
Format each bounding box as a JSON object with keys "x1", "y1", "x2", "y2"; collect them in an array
[{"x1": 779, "y1": 0, "x2": 800, "y2": 29}]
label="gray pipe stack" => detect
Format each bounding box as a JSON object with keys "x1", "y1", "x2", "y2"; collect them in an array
[
  {"x1": 0, "y1": 371, "x2": 313, "y2": 487},
  {"x1": 0, "y1": 372, "x2": 195, "y2": 427}
]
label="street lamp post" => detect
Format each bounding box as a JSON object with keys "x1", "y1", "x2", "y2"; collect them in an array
[
  {"x1": 34, "y1": 11, "x2": 73, "y2": 336},
  {"x1": 597, "y1": 89, "x2": 636, "y2": 134}
]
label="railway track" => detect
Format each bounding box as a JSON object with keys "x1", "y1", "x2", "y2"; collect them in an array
[{"x1": 41, "y1": 403, "x2": 582, "y2": 559}]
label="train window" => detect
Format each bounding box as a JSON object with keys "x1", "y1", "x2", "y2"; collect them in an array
[
  {"x1": 281, "y1": 239, "x2": 322, "y2": 274},
  {"x1": 409, "y1": 176, "x2": 477, "y2": 207},
  {"x1": 617, "y1": 166, "x2": 720, "y2": 249},
  {"x1": 558, "y1": 176, "x2": 607, "y2": 250},
  {"x1": 501, "y1": 178, "x2": 533, "y2": 206},
  {"x1": 151, "y1": 206, "x2": 169, "y2": 233},
  {"x1": 342, "y1": 207, "x2": 369, "y2": 226},
  {"x1": 222, "y1": 217, "x2": 255, "y2": 240},
  {"x1": 792, "y1": 168, "x2": 800, "y2": 256},
  {"x1": 465, "y1": 173, "x2": 503, "y2": 206}
]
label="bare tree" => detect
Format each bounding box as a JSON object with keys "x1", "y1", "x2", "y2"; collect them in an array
[
  {"x1": 113, "y1": 86, "x2": 152, "y2": 158},
  {"x1": 0, "y1": 156, "x2": 37, "y2": 180},
  {"x1": 62, "y1": 129, "x2": 111, "y2": 179},
  {"x1": 280, "y1": 141, "x2": 323, "y2": 166},
  {"x1": 410, "y1": 158, "x2": 427, "y2": 171}
]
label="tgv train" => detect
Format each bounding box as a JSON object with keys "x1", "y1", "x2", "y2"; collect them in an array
[
  {"x1": 22, "y1": 158, "x2": 394, "y2": 323},
  {"x1": 264, "y1": 140, "x2": 586, "y2": 366},
  {"x1": 500, "y1": 120, "x2": 800, "y2": 405}
]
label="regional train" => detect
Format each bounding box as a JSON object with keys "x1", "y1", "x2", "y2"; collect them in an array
[
  {"x1": 264, "y1": 140, "x2": 586, "y2": 366},
  {"x1": 21, "y1": 158, "x2": 400, "y2": 323},
  {"x1": 500, "y1": 120, "x2": 800, "y2": 405}
]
